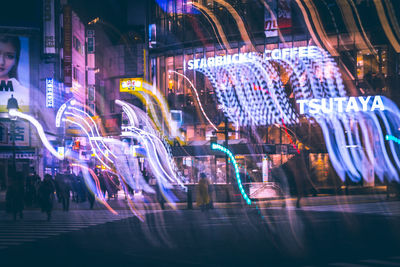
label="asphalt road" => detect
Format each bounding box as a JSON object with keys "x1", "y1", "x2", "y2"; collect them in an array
[{"x1": 1, "y1": 200, "x2": 400, "y2": 267}]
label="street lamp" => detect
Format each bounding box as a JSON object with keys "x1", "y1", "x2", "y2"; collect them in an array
[
  {"x1": 7, "y1": 94, "x2": 19, "y2": 120},
  {"x1": 7, "y1": 95, "x2": 19, "y2": 180}
]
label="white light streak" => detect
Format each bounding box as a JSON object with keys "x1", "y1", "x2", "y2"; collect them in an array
[
  {"x1": 169, "y1": 70, "x2": 218, "y2": 131},
  {"x1": 10, "y1": 110, "x2": 64, "y2": 160}
]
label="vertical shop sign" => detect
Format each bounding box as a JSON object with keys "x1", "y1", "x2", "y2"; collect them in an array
[
  {"x1": 46, "y1": 78, "x2": 54, "y2": 107},
  {"x1": 63, "y1": 5, "x2": 72, "y2": 87},
  {"x1": 43, "y1": 0, "x2": 55, "y2": 54},
  {"x1": 87, "y1": 30, "x2": 95, "y2": 54},
  {"x1": 262, "y1": 156, "x2": 269, "y2": 183}
]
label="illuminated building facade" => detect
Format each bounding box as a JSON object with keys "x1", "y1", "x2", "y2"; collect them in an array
[
  {"x1": 147, "y1": 0, "x2": 400, "y2": 187},
  {"x1": 0, "y1": 0, "x2": 97, "y2": 183}
]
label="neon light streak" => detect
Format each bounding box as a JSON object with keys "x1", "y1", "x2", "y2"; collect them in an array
[
  {"x1": 68, "y1": 106, "x2": 116, "y2": 158},
  {"x1": 71, "y1": 163, "x2": 118, "y2": 215},
  {"x1": 280, "y1": 119, "x2": 300, "y2": 154},
  {"x1": 10, "y1": 110, "x2": 64, "y2": 160},
  {"x1": 386, "y1": 135, "x2": 400, "y2": 144},
  {"x1": 122, "y1": 84, "x2": 185, "y2": 142},
  {"x1": 170, "y1": 70, "x2": 218, "y2": 131},
  {"x1": 64, "y1": 118, "x2": 112, "y2": 170},
  {"x1": 65, "y1": 111, "x2": 115, "y2": 163},
  {"x1": 374, "y1": 0, "x2": 400, "y2": 53},
  {"x1": 56, "y1": 103, "x2": 67, "y2": 127},
  {"x1": 211, "y1": 143, "x2": 251, "y2": 205},
  {"x1": 212, "y1": 0, "x2": 255, "y2": 51},
  {"x1": 191, "y1": 2, "x2": 231, "y2": 50},
  {"x1": 116, "y1": 99, "x2": 185, "y2": 189}
]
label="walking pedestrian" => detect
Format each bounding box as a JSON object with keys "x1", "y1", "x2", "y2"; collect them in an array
[
  {"x1": 86, "y1": 173, "x2": 95, "y2": 210},
  {"x1": 6, "y1": 170, "x2": 24, "y2": 221},
  {"x1": 197, "y1": 173, "x2": 210, "y2": 211},
  {"x1": 54, "y1": 172, "x2": 62, "y2": 203},
  {"x1": 25, "y1": 169, "x2": 38, "y2": 207},
  {"x1": 156, "y1": 182, "x2": 166, "y2": 210},
  {"x1": 58, "y1": 173, "x2": 71, "y2": 211},
  {"x1": 38, "y1": 174, "x2": 55, "y2": 221}
]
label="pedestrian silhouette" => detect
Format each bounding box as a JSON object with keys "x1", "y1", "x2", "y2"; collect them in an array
[
  {"x1": 6, "y1": 169, "x2": 24, "y2": 221},
  {"x1": 38, "y1": 174, "x2": 55, "y2": 221},
  {"x1": 197, "y1": 173, "x2": 210, "y2": 211}
]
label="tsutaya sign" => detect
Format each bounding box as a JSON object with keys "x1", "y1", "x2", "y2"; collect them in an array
[
  {"x1": 297, "y1": 96, "x2": 385, "y2": 115},
  {"x1": 186, "y1": 45, "x2": 322, "y2": 70}
]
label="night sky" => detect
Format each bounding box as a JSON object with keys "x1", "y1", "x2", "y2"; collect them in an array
[{"x1": 0, "y1": 0, "x2": 146, "y2": 30}]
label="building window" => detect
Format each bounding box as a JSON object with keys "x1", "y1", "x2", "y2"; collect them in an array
[
  {"x1": 73, "y1": 66, "x2": 77, "y2": 81},
  {"x1": 73, "y1": 66, "x2": 84, "y2": 85},
  {"x1": 110, "y1": 100, "x2": 114, "y2": 113},
  {"x1": 73, "y1": 35, "x2": 84, "y2": 56}
]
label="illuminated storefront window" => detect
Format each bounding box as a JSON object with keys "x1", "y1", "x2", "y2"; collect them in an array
[{"x1": 356, "y1": 47, "x2": 387, "y2": 94}]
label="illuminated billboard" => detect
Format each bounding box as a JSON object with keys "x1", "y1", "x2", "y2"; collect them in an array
[
  {"x1": 120, "y1": 78, "x2": 143, "y2": 92},
  {"x1": 0, "y1": 35, "x2": 30, "y2": 112}
]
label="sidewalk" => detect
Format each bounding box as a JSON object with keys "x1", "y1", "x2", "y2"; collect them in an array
[{"x1": 0, "y1": 189, "x2": 396, "y2": 212}]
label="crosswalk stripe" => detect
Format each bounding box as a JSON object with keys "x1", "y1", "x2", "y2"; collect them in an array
[
  {"x1": 0, "y1": 230, "x2": 69, "y2": 232},
  {"x1": 360, "y1": 259, "x2": 400, "y2": 266},
  {"x1": 329, "y1": 263, "x2": 368, "y2": 267},
  {"x1": 0, "y1": 243, "x2": 23, "y2": 246},
  {"x1": 0, "y1": 235, "x2": 52, "y2": 238},
  {"x1": 0, "y1": 241, "x2": 34, "y2": 242},
  {"x1": 314, "y1": 256, "x2": 400, "y2": 267},
  {"x1": 0, "y1": 210, "x2": 136, "y2": 251}
]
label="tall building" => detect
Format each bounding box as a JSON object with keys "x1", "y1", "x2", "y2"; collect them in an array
[
  {"x1": 146, "y1": 0, "x2": 400, "y2": 187},
  {"x1": 0, "y1": 0, "x2": 94, "y2": 184}
]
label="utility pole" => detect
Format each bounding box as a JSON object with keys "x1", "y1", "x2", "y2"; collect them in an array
[
  {"x1": 224, "y1": 116, "x2": 229, "y2": 184},
  {"x1": 212, "y1": 116, "x2": 234, "y2": 202},
  {"x1": 11, "y1": 119, "x2": 16, "y2": 175}
]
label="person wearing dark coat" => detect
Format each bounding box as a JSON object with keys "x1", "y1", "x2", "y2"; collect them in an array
[
  {"x1": 86, "y1": 184, "x2": 95, "y2": 210},
  {"x1": 6, "y1": 170, "x2": 25, "y2": 221},
  {"x1": 25, "y1": 170, "x2": 39, "y2": 206},
  {"x1": 286, "y1": 153, "x2": 317, "y2": 208},
  {"x1": 58, "y1": 173, "x2": 71, "y2": 211},
  {"x1": 38, "y1": 174, "x2": 55, "y2": 221},
  {"x1": 76, "y1": 172, "x2": 86, "y2": 202}
]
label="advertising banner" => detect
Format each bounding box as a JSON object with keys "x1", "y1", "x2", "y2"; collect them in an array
[
  {"x1": 0, "y1": 35, "x2": 30, "y2": 112},
  {"x1": 264, "y1": 0, "x2": 278, "y2": 37},
  {"x1": 278, "y1": 0, "x2": 292, "y2": 33},
  {"x1": 149, "y1": 24, "x2": 156, "y2": 48},
  {"x1": 0, "y1": 120, "x2": 30, "y2": 147},
  {"x1": 120, "y1": 78, "x2": 143, "y2": 92},
  {"x1": 43, "y1": 0, "x2": 56, "y2": 54},
  {"x1": 63, "y1": 5, "x2": 72, "y2": 87},
  {"x1": 264, "y1": 0, "x2": 292, "y2": 38}
]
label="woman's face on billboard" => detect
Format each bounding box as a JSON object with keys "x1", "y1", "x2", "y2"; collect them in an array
[{"x1": 0, "y1": 41, "x2": 17, "y2": 80}]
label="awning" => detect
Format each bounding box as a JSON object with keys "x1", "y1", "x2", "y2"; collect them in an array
[
  {"x1": 0, "y1": 151, "x2": 36, "y2": 159},
  {"x1": 171, "y1": 143, "x2": 276, "y2": 157}
]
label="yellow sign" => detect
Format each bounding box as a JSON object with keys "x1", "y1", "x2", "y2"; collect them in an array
[{"x1": 120, "y1": 78, "x2": 143, "y2": 92}]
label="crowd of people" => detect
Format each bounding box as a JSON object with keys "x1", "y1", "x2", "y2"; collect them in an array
[
  {"x1": 4, "y1": 167, "x2": 217, "y2": 221},
  {"x1": 5, "y1": 168, "x2": 121, "y2": 221}
]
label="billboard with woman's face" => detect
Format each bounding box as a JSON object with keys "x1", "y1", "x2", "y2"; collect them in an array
[{"x1": 0, "y1": 35, "x2": 30, "y2": 113}]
